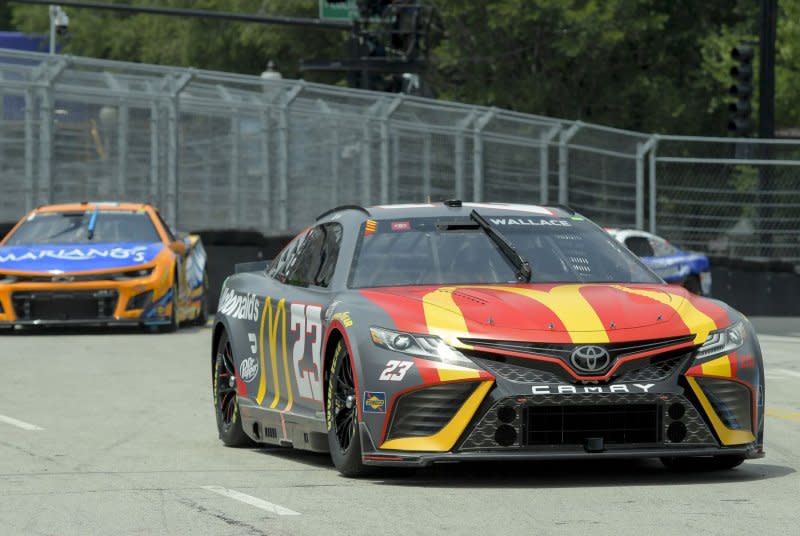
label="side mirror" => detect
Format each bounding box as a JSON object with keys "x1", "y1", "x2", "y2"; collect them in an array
[{"x1": 169, "y1": 241, "x2": 187, "y2": 255}]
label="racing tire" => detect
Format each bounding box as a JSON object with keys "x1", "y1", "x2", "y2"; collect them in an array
[
  {"x1": 158, "y1": 279, "x2": 179, "y2": 333},
  {"x1": 326, "y1": 341, "x2": 369, "y2": 477},
  {"x1": 660, "y1": 455, "x2": 746, "y2": 471},
  {"x1": 683, "y1": 275, "x2": 702, "y2": 295},
  {"x1": 213, "y1": 330, "x2": 254, "y2": 447}
]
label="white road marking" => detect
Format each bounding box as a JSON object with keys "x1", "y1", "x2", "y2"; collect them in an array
[
  {"x1": 201, "y1": 485, "x2": 300, "y2": 516},
  {"x1": 765, "y1": 368, "x2": 800, "y2": 379},
  {"x1": 0, "y1": 414, "x2": 44, "y2": 431}
]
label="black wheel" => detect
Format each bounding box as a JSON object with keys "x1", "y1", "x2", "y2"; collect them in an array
[
  {"x1": 683, "y1": 275, "x2": 702, "y2": 295},
  {"x1": 660, "y1": 455, "x2": 745, "y2": 471},
  {"x1": 326, "y1": 341, "x2": 368, "y2": 477},
  {"x1": 158, "y1": 278, "x2": 179, "y2": 333},
  {"x1": 192, "y1": 271, "x2": 209, "y2": 327},
  {"x1": 214, "y1": 330, "x2": 254, "y2": 447}
]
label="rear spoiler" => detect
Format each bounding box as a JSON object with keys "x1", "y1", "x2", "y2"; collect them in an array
[{"x1": 234, "y1": 260, "x2": 271, "y2": 274}]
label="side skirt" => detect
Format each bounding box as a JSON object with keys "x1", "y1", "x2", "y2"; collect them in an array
[{"x1": 238, "y1": 398, "x2": 329, "y2": 453}]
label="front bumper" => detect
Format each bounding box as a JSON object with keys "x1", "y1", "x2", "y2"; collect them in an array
[{"x1": 0, "y1": 272, "x2": 173, "y2": 327}]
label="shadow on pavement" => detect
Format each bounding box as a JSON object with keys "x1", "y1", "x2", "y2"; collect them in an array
[{"x1": 252, "y1": 447, "x2": 794, "y2": 488}]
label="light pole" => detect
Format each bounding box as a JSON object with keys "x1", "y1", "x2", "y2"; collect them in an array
[
  {"x1": 260, "y1": 61, "x2": 283, "y2": 81},
  {"x1": 48, "y1": 4, "x2": 69, "y2": 55}
]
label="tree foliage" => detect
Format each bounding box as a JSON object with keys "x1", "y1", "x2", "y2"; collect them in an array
[{"x1": 7, "y1": 0, "x2": 800, "y2": 135}]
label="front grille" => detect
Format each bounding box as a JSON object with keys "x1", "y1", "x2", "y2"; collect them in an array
[
  {"x1": 12, "y1": 290, "x2": 118, "y2": 321},
  {"x1": 386, "y1": 382, "x2": 476, "y2": 440},
  {"x1": 470, "y1": 357, "x2": 562, "y2": 383},
  {"x1": 527, "y1": 404, "x2": 660, "y2": 445},
  {"x1": 616, "y1": 356, "x2": 686, "y2": 383},
  {"x1": 459, "y1": 393, "x2": 716, "y2": 451}
]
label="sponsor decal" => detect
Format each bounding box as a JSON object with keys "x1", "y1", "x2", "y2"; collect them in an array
[
  {"x1": 531, "y1": 383, "x2": 655, "y2": 395},
  {"x1": 364, "y1": 219, "x2": 378, "y2": 237},
  {"x1": 239, "y1": 357, "x2": 259, "y2": 383},
  {"x1": 0, "y1": 245, "x2": 150, "y2": 263},
  {"x1": 324, "y1": 300, "x2": 341, "y2": 323},
  {"x1": 390, "y1": 221, "x2": 411, "y2": 232},
  {"x1": 217, "y1": 287, "x2": 260, "y2": 321},
  {"x1": 488, "y1": 217, "x2": 571, "y2": 227},
  {"x1": 331, "y1": 311, "x2": 353, "y2": 328},
  {"x1": 363, "y1": 391, "x2": 387, "y2": 413}
]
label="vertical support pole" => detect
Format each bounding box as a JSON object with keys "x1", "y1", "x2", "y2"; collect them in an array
[
  {"x1": 166, "y1": 98, "x2": 179, "y2": 228},
  {"x1": 330, "y1": 120, "x2": 339, "y2": 207},
  {"x1": 38, "y1": 84, "x2": 53, "y2": 206},
  {"x1": 260, "y1": 105, "x2": 271, "y2": 229},
  {"x1": 116, "y1": 103, "x2": 129, "y2": 199},
  {"x1": 379, "y1": 96, "x2": 403, "y2": 205},
  {"x1": 472, "y1": 109, "x2": 496, "y2": 203},
  {"x1": 649, "y1": 136, "x2": 659, "y2": 234},
  {"x1": 635, "y1": 136, "x2": 657, "y2": 231},
  {"x1": 539, "y1": 126, "x2": 560, "y2": 204},
  {"x1": 165, "y1": 72, "x2": 192, "y2": 229},
  {"x1": 24, "y1": 89, "x2": 35, "y2": 212},
  {"x1": 391, "y1": 133, "x2": 400, "y2": 202},
  {"x1": 454, "y1": 132, "x2": 465, "y2": 200},
  {"x1": 149, "y1": 102, "x2": 160, "y2": 205},
  {"x1": 422, "y1": 131, "x2": 432, "y2": 201},
  {"x1": 229, "y1": 115, "x2": 240, "y2": 227},
  {"x1": 558, "y1": 122, "x2": 582, "y2": 205},
  {"x1": 278, "y1": 82, "x2": 303, "y2": 232},
  {"x1": 454, "y1": 111, "x2": 476, "y2": 200},
  {"x1": 360, "y1": 120, "x2": 372, "y2": 206}
]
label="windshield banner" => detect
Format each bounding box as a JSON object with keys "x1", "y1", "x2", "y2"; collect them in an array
[{"x1": 0, "y1": 242, "x2": 163, "y2": 273}]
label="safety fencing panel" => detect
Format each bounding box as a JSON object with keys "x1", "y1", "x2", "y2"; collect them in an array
[
  {"x1": 653, "y1": 136, "x2": 800, "y2": 262},
  {"x1": 2, "y1": 48, "x2": 800, "y2": 262}
]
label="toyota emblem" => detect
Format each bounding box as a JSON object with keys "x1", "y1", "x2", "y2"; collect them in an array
[{"x1": 569, "y1": 345, "x2": 611, "y2": 373}]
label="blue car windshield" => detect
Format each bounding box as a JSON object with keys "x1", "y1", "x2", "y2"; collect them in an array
[
  {"x1": 349, "y1": 215, "x2": 662, "y2": 288},
  {"x1": 5, "y1": 211, "x2": 161, "y2": 245}
]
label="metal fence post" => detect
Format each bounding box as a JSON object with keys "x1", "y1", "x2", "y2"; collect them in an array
[
  {"x1": 24, "y1": 88, "x2": 36, "y2": 212},
  {"x1": 635, "y1": 136, "x2": 657, "y2": 230},
  {"x1": 149, "y1": 101, "x2": 160, "y2": 206},
  {"x1": 218, "y1": 85, "x2": 239, "y2": 227},
  {"x1": 539, "y1": 125, "x2": 561, "y2": 204},
  {"x1": 558, "y1": 121, "x2": 582, "y2": 205},
  {"x1": 380, "y1": 96, "x2": 403, "y2": 204},
  {"x1": 315, "y1": 100, "x2": 339, "y2": 209},
  {"x1": 36, "y1": 58, "x2": 68, "y2": 206},
  {"x1": 455, "y1": 111, "x2": 476, "y2": 200},
  {"x1": 116, "y1": 102, "x2": 129, "y2": 199},
  {"x1": 649, "y1": 135, "x2": 659, "y2": 234},
  {"x1": 422, "y1": 131, "x2": 432, "y2": 201},
  {"x1": 473, "y1": 108, "x2": 496, "y2": 202},
  {"x1": 278, "y1": 82, "x2": 303, "y2": 231},
  {"x1": 165, "y1": 72, "x2": 192, "y2": 229}
]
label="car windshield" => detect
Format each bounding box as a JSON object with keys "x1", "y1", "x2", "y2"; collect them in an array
[
  {"x1": 4, "y1": 210, "x2": 161, "y2": 245},
  {"x1": 349, "y1": 215, "x2": 662, "y2": 288}
]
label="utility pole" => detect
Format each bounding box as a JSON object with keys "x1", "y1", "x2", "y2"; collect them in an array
[{"x1": 758, "y1": 0, "x2": 777, "y2": 258}]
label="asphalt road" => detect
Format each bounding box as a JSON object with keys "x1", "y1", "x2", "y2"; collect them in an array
[{"x1": 0, "y1": 319, "x2": 798, "y2": 536}]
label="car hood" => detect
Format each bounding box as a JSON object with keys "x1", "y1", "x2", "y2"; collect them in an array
[
  {"x1": 0, "y1": 242, "x2": 164, "y2": 274},
  {"x1": 359, "y1": 283, "x2": 730, "y2": 345}
]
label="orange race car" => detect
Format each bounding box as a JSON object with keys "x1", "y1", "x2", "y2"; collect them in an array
[{"x1": 0, "y1": 202, "x2": 208, "y2": 331}]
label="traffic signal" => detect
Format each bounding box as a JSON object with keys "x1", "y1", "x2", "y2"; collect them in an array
[{"x1": 728, "y1": 44, "x2": 754, "y2": 137}]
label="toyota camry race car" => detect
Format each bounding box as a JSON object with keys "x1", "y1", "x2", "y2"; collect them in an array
[
  {"x1": 0, "y1": 202, "x2": 208, "y2": 330},
  {"x1": 607, "y1": 228, "x2": 712, "y2": 296},
  {"x1": 212, "y1": 202, "x2": 764, "y2": 476}
]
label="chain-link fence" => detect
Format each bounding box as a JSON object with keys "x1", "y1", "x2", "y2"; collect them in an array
[{"x1": 1, "y1": 48, "x2": 799, "y2": 261}]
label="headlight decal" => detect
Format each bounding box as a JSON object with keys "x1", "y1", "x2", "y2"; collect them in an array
[{"x1": 370, "y1": 326, "x2": 475, "y2": 367}]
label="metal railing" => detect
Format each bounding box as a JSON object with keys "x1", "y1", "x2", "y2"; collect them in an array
[{"x1": 1, "y1": 48, "x2": 799, "y2": 261}]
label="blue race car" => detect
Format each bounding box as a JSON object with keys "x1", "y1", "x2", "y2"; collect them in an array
[{"x1": 607, "y1": 229, "x2": 711, "y2": 296}]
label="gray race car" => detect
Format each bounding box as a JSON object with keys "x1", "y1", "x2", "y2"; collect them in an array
[{"x1": 211, "y1": 202, "x2": 765, "y2": 476}]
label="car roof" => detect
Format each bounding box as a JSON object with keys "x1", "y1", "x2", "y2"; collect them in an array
[
  {"x1": 317, "y1": 201, "x2": 574, "y2": 224},
  {"x1": 33, "y1": 202, "x2": 153, "y2": 213}
]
